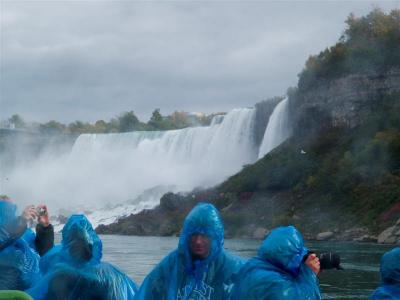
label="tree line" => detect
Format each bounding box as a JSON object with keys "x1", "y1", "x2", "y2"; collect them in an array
[{"x1": 2, "y1": 109, "x2": 222, "y2": 135}]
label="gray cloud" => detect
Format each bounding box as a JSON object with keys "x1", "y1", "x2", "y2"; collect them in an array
[{"x1": 1, "y1": 1, "x2": 399, "y2": 123}]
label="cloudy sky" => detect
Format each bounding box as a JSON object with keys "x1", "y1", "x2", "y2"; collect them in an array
[{"x1": 1, "y1": 1, "x2": 399, "y2": 123}]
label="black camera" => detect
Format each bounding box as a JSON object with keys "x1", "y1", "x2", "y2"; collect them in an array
[
  {"x1": 318, "y1": 252, "x2": 343, "y2": 270},
  {"x1": 304, "y1": 251, "x2": 343, "y2": 270},
  {"x1": 36, "y1": 207, "x2": 46, "y2": 216}
]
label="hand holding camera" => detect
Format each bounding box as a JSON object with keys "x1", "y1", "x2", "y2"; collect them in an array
[
  {"x1": 36, "y1": 204, "x2": 50, "y2": 227},
  {"x1": 303, "y1": 251, "x2": 343, "y2": 275},
  {"x1": 304, "y1": 252, "x2": 321, "y2": 275},
  {"x1": 22, "y1": 204, "x2": 50, "y2": 227}
]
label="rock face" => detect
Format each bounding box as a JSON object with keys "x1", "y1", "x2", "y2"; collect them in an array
[
  {"x1": 336, "y1": 227, "x2": 370, "y2": 241},
  {"x1": 378, "y1": 218, "x2": 400, "y2": 244},
  {"x1": 96, "y1": 192, "x2": 198, "y2": 236},
  {"x1": 291, "y1": 68, "x2": 400, "y2": 137}
]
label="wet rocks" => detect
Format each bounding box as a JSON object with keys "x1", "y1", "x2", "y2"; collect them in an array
[
  {"x1": 378, "y1": 218, "x2": 400, "y2": 244},
  {"x1": 316, "y1": 231, "x2": 334, "y2": 241}
]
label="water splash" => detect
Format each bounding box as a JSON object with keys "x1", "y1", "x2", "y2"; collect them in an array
[{"x1": 5, "y1": 108, "x2": 257, "y2": 212}]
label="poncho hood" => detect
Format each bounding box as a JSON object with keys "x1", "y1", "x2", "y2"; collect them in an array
[{"x1": 258, "y1": 226, "x2": 309, "y2": 277}]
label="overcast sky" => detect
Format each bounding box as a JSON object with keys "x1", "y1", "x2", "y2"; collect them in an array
[{"x1": 1, "y1": 1, "x2": 399, "y2": 123}]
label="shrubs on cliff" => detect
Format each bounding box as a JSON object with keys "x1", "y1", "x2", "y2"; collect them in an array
[
  {"x1": 220, "y1": 91, "x2": 400, "y2": 231},
  {"x1": 299, "y1": 9, "x2": 400, "y2": 91}
]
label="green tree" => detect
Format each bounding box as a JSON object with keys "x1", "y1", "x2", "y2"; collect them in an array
[
  {"x1": 68, "y1": 121, "x2": 93, "y2": 134},
  {"x1": 148, "y1": 109, "x2": 165, "y2": 130},
  {"x1": 40, "y1": 120, "x2": 66, "y2": 134},
  {"x1": 9, "y1": 114, "x2": 25, "y2": 129},
  {"x1": 118, "y1": 111, "x2": 140, "y2": 132},
  {"x1": 298, "y1": 8, "x2": 400, "y2": 91},
  {"x1": 94, "y1": 120, "x2": 107, "y2": 133}
]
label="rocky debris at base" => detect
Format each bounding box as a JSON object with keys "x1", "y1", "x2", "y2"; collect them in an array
[
  {"x1": 353, "y1": 235, "x2": 378, "y2": 243},
  {"x1": 96, "y1": 189, "x2": 395, "y2": 244},
  {"x1": 378, "y1": 218, "x2": 400, "y2": 244},
  {"x1": 316, "y1": 231, "x2": 334, "y2": 241},
  {"x1": 335, "y1": 227, "x2": 370, "y2": 241},
  {"x1": 313, "y1": 227, "x2": 379, "y2": 242}
]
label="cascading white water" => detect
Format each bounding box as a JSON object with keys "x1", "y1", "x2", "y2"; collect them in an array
[
  {"x1": 258, "y1": 97, "x2": 291, "y2": 159},
  {"x1": 6, "y1": 108, "x2": 257, "y2": 213},
  {"x1": 210, "y1": 114, "x2": 225, "y2": 126}
]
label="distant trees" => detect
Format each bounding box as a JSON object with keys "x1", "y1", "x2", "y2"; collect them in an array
[
  {"x1": 9, "y1": 114, "x2": 26, "y2": 129},
  {"x1": 2, "y1": 109, "x2": 214, "y2": 135},
  {"x1": 118, "y1": 111, "x2": 141, "y2": 132},
  {"x1": 298, "y1": 8, "x2": 400, "y2": 90},
  {"x1": 39, "y1": 120, "x2": 66, "y2": 134},
  {"x1": 147, "y1": 109, "x2": 165, "y2": 130}
]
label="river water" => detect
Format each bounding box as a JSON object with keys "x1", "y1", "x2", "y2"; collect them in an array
[{"x1": 96, "y1": 235, "x2": 394, "y2": 299}]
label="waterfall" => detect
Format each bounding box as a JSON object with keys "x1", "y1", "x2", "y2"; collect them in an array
[
  {"x1": 258, "y1": 97, "x2": 291, "y2": 159},
  {"x1": 6, "y1": 108, "x2": 257, "y2": 210}
]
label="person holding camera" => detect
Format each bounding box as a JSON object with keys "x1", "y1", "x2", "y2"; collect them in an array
[
  {"x1": 0, "y1": 199, "x2": 54, "y2": 257},
  {"x1": 231, "y1": 225, "x2": 321, "y2": 300},
  {"x1": 0, "y1": 197, "x2": 40, "y2": 290}
]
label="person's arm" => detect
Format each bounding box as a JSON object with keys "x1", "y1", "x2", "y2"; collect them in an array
[
  {"x1": 35, "y1": 205, "x2": 54, "y2": 256},
  {"x1": 35, "y1": 223, "x2": 54, "y2": 256}
]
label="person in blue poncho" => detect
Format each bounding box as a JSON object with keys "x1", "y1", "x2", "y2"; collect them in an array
[
  {"x1": 136, "y1": 202, "x2": 244, "y2": 300},
  {"x1": 0, "y1": 197, "x2": 46, "y2": 290},
  {"x1": 231, "y1": 225, "x2": 321, "y2": 300},
  {"x1": 0, "y1": 196, "x2": 54, "y2": 258},
  {"x1": 27, "y1": 214, "x2": 137, "y2": 300},
  {"x1": 370, "y1": 247, "x2": 400, "y2": 299}
]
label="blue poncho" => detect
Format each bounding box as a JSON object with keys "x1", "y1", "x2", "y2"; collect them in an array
[
  {"x1": 370, "y1": 247, "x2": 400, "y2": 299},
  {"x1": 0, "y1": 201, "x2": 40, "y2": 290},
  {"x1": 231, "y1": 226, "x2": 321, "y2": 300},
  {"x1": 27, "y1": 214, "x2": 137, "y2": 300},
  {"x1": 136, "y1": 203, "x2": 244, "y2": 300}
]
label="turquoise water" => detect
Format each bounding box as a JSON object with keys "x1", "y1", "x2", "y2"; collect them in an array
[{"x1": 98, "y1": 235, "x2": 394, "y2": 299}]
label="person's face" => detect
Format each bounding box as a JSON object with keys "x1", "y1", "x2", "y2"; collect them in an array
[{"x1": 189, "y1": 234, "x2": 211, "y2": 259}]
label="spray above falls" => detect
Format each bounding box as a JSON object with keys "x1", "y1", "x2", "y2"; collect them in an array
[
  {"x1": 5, "y1": 108, "x2": 258, "y2": 210},
  {"x1": 3, "y1": 99, "x2": 292, "y2": 224}
]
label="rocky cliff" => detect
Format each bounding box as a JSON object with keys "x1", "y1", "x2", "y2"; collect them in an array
[{"x1": 290, "y1": 68, "x2": 400, "y2": 138}]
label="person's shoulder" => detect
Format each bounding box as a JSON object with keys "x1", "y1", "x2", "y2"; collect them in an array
[
  {"x1": 217, "y1": 250, "x2": 245, "y2": 270},
  {"x1": 39, "y1": 245, "x2": 63, "y2": 273}
]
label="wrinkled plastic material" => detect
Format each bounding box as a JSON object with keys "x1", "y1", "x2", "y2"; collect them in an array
[
  {"x1": 0, "y1": 201, "x2": 40, "y2": 290},
  {"x1": 136, "y1": 203, "x2": 244, "y2": 300},
  {"x1": 370, "y1": 247, "x2": 400, "y2": 299},
  {"x1": 231, "y1": 226, "x2": 321, "y2": 300},
  {"x1": 27, "y1": 214, "x2": 137, "y2": 300},
  {"x1": 0, "y1": 200, "x2": 19, "y2": 249},
  {"x1": 21, "y1": 229, "x2": 36, "y2": 251}
]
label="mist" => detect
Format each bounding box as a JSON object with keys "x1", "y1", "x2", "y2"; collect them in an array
[{"x1": 1, "y1": 108, "x2": 260, "y2": 213}]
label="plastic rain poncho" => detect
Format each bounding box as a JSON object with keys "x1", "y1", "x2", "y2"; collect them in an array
[
  {"x1": 136, "y1": 203, "x2": 244, "y2": 300},
  {"x1": 27, "y1": 214, "x2": 137, "y2": 300},
  {"x1": 370, "y1": 247, "x2": 400, "y2": 299},
  {"x1": 0, "y1": 201, "x2": 40, "y2": 290},
  {"x1": 231, "y1": 226, "x2": 321, "y2": 300}
]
